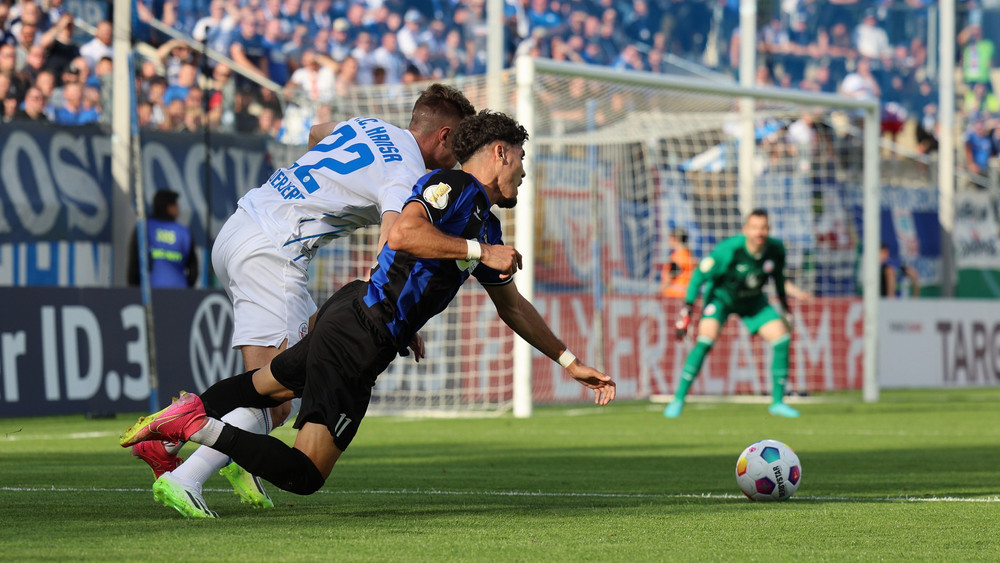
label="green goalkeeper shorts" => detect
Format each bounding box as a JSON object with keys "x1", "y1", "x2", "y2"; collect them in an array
[{"x1": 700, "y1": 295, "x2": 781, "y2": 335}]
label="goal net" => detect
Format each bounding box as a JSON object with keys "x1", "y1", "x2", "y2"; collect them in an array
[
  {"x1": 514, "y1": 58, "x2": 879, "y2": 413},
  {"x1": 292, "y1": 60, "x2": 879, "y2": 416}
]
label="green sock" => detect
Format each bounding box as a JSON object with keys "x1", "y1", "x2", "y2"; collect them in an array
[
  {"x1": 771, "y1": 334, "x2": 791, "y2": 404},
  {"x1": 675, "y1": 337, "x2": 713, "y2": 401}
]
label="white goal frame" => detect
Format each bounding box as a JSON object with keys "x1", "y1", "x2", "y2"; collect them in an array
[{"x1": 512, "y1": 57, "x2": 881, "y2": 417}]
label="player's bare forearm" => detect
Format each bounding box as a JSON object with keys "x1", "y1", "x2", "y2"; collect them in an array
[
  {"x1": 487, "y1": 283, "x2": 565, "y2": 360},
  {"x1": 485, "y1": 284, "x2": 615, "y2": 405},
  {"x1": 388, "y1": 203, "x2": 521, "y2": 277},
  {"x1": 308, "y1": 121, "x2": 338, "y2": 149},
  {"x1": 376, "y1": 211, "x2": 400, "y2": 253}
]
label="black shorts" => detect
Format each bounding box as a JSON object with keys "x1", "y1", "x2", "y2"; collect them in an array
[{"x1": 270, "y1": 280, "x2": 397, "y2": 451}]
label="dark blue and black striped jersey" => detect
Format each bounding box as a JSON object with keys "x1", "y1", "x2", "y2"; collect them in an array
[{"x1": 362, "y1": 168, "x2": 512, "y2": 349}]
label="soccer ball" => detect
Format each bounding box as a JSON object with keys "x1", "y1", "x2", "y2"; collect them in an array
[{"x1": 735, "y1": 439, "x2": 801, "y2": 502}]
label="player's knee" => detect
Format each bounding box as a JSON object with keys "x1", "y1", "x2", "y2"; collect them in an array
[
  {"x1": 269, "y1": 401, "x2": 293, "y2": 427},
  {"x1": 284, "y1": 448, "x2": 327, "y2": 495},
  {"x1": 770, "y1": 333, "x2": 790, "y2": 351}
]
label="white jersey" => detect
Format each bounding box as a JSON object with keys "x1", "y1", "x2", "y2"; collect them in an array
[{"x1": 239, "y1": 116, "x2": 426, "y2": 265}]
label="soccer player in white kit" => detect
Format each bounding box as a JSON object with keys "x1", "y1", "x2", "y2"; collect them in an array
[{"x1": 131, "y1": 84, "x2": 476, "y2": 518}]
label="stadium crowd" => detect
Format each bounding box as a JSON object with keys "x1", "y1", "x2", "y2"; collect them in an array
[{"x1": 0, "y1": 0, "x2": 996, "y2": 176}]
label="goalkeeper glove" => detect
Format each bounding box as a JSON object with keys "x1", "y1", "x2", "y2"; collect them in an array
[{"x1": 675, "y1": 305, "x2": 693, "y2": 341}]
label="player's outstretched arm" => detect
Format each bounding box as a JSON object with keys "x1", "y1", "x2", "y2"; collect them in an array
[
  {"x1": 388, "y1": 202, "x2": 521, "y2": 278},
  {"x1": 483, "y1": 283, "x2": 615, "y2": 405}
]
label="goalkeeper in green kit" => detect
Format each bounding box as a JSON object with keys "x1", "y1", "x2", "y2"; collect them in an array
[{"x1": 665, "y1": 209, "x2": 810, "y2": 419}]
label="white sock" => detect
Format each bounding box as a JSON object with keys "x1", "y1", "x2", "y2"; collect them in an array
[
  {"x1": 175, "y1": 408, "x2": 270, "y2": 485},
  {"x1": 189, "y1": 417, "x2": 225, "y2": 448}
]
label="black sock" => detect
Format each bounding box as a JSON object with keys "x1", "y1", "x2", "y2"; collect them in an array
[
  {"x1": 199, "y1": 369, "x2": 283, "y2": 419},
  {"x1": 213, "y1": 424, "x2": 326, "y2": 495}
]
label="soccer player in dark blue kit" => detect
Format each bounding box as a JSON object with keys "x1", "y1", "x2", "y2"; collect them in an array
[{"x1": 120, "y1": 110, "x2": 616, "y2": 504}]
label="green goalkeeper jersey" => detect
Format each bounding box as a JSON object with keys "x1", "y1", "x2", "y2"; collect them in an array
[{"x1": 686, "y1": 234, "x2": 787, "y2": 309}]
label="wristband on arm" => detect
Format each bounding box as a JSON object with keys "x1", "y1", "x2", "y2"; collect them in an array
[
  {"x1": 466, "y1": 240, "x2": 482, "y2": 261},
  {"x1": 557, "y1": 349, "x2": 577, "y2": 369}
]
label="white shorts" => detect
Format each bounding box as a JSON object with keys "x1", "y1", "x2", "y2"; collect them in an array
[{"x1": 213, "y1": 208, "x2": 317, "y2": 349}]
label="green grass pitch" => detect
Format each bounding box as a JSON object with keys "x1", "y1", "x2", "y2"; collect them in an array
[{"x1": 2, "y1": 388, "x2": 1000, "y2": 561}]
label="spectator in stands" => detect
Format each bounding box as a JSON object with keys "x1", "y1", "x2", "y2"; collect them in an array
[
  {"x1": 34, "y1": 68, "x2": 55, "y2": 108},
  {"x1": 13, "y1": 17, "x2": 39, "y2": 69},
  {"x1": 624, "y1": 0, "x2": 656, "y2": 50},
  {"x1": 184, "y1": 85, "x2": 204, "y2": 114},
  {"x1": 395, "y1": 10, "x2": 421, "y2": 58},
  {"x1": 82, "y1": 83, "x2": 102, "y2": 120},
  {"x1": 408, "y1": 43, "x2": 437, "y2": 80},
  {"x1": 307, "y1": 0, "x2": 333, "y2": 35},
  {"x1": 334, "y1": 54, "x2": 358, "y2": 98},
  {"x1": 231, "y1": 89, "x2": 258, "y2": 133},
  {"x1": 760, "y1": 17, "x2": 790, "y2": 58},
  {"x1": 916, "y1": 102, "x2": 939, "y2": 156},
  {"x1": 0, "y1": 44, "x2": 25, "y2": 100},
  {"x1": 164, "y1": 62, "x2": 198, "y2": 106},
  {"x1": 279, "y1": 0, "x2": 305, "y2": 34},
  {"x1": 255, "y1": 105, "x2": 281, "y2": 137},
  {"x1": 345, "y1": 2, "x2": 375, "y2": 42},
  {"x1": 964, "y1": 81, "x2": 999, "y2": 117},
  {"x1": 137, "y1": 101, "x2": 154, "y2": 128},
  {"x1": 959, "y1": 23, "x2": 995, "y2": 94},
  {"x1": 351, "y1": 30, "x2": 378, "y2": 85},
  {"x1": 0, "y1": 72, "x2": 9, "y2": 102},
  {"x1": 14, "y1": 85, "x2": 48, "y2": 122},
  {"x1": 282, "y1": 23, "x2": 309, "y2": 73},
  {"x1": 328, "y1": 18, "x2": 352, "y2": 61},
  {"x1": 421, "y1": 19, "x2": 449, "y2": 59},
  {"x1": 42, "y1": 12, "x2": 76, "y2": 75},
  {"x1": 371, "y1": 31, "x2": 406, "y2": 84},
  {"x1": 52, "y1": 81, "x2": 98, "y2": 125},
  {"x1": 58, "y1": 57, "x2": 90, "y2": 92},
  {"x1": 799, "y1": 61, "x2": 837, "y2": 93},
  {"x1": 825, "y1": 22, "x2": 854, "y2": 80},
  {"x1": 0, "y1": 3, "x2": 13, "y2": 46},
  {"x1": 527, "y1": 0, "x2": 561, "y2": 32},
  {"x1": 262, "y1": 19, "x2": 290, "y2": 86},
  {"x1": 192, "y1": 0, "x2": 238, "y2": 56},
  {"x1": 611, "y1": 44, "x2": 645, "y2": 72},
  {"x1": 2, "y1": 92, "x2": 15, "y2": 121},
  {"x1": 839, "y1": 57, "x2": 880, "y2": 101},
  {"x1": 965, "y1": 116, "x2": 994, "y2": 180},
  {"x1": 160, "y1": 97, "x2": 188, "y2": 131},
  {"x1": 90, "y1": 56, "x2": 113, "y2": 123},
  {"x1": 231, "y1": 9, "x2": 269, "y2": 80},
  {"x1": 79, "y1": 20, "x2": 113, "y2": 70},
  {"x1": 206, "y1": 62, "x2": 234, "y2": 129},
  {"x1": 157, "y1": 38, "x2": 197, "y2": 86},
  {"x1": 145, "y1": 76, "x2": 167, "y2": 127},
  {"x1": 854, "y1": 10, "x2": 890, "y2": 65},
  {"x1": 287, "y1": 48, "x2": 335, "y2": 102},
  {"x1": 17, "y1": 45, "x2": 45, "y2": 84}
]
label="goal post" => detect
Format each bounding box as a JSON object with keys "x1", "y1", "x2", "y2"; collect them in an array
[{"x1": 513, "y1": 57, "x2": 881, "y2": 415}]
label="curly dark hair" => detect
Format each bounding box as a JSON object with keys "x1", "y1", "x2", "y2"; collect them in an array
[
  {"x1": 409, "y1": 83, "x2": 476, "y2": 133},
  {"x1": 451, "y1": 110, "x2": 529, "y2": 164}
]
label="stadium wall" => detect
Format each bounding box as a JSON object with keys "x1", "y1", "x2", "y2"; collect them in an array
[
  {"x1": 879, "y1": 299, "x2": 1000, "y2": 388},
  {"x1": 0, "y1": 122, "x2": 271, "y2": 286},
  {"x1": 0, "y1": 288, "x2": 242, "y2": 417}
]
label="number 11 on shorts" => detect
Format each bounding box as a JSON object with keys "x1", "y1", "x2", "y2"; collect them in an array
[{"x1": 334, "y1": 413, "x2": 352, "y2": 437}]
